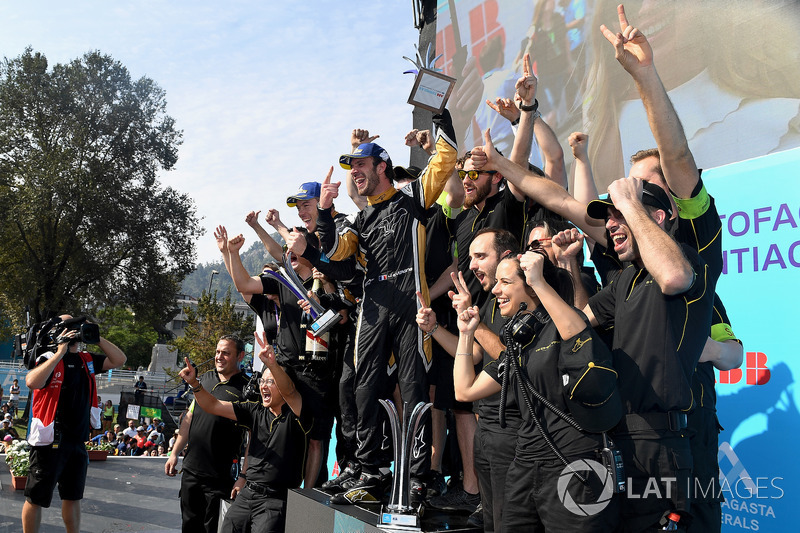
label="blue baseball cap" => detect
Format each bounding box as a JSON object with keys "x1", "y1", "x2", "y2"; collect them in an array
[
  {"x1": 286, "y1": 182, "x2": 321, "y2": 207},
  {"x1": 339, "y1": 143, "x2": 390, "y2": 170}
]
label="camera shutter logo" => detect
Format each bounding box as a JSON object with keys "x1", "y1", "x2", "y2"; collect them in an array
[{"x1": 557, "y1": 459, "x2": 615, "y2": 516}]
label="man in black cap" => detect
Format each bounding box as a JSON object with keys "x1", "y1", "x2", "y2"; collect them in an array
[{"x1": 583, "y1": 177, "x2": 715, "y2": 531}]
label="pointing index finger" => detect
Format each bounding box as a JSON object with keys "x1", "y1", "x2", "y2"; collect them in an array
[
  {"x1": 416, "y1": 290, "x2": 427, "y2": 308},
  {"x1": 617, "y1": 4, "x2": 630, "y2": 31},
  {"x1": 323, "y1": 166, "x2": 333, "y2": 184},
  {"x1": 523, "y1": 53, "x2": 531, "y2": 77}
]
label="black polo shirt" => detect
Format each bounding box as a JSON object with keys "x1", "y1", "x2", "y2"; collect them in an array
[
  {"x1": 260, "y1": 274, "x2": 314, "y2": 365},
  {"x1": 248, "y1": 294, "x2": 279, "y2": 346},
  {"x1": 588, "y1": 244, "x2": 714, "y2": 415},
  {"x1": 483, "y1": 313, "x2": 603, "y2": 460},
  {"x1": 231, "y1": 401, "x2": 312, "y2": 489},
  {"x1": 671, "y1": 177, "x2": 722, "y2": 283},
  {"x1": 692, "y1": 295, "x2": 740, "y2": 413},
  {"x1": 183, "y1": 371, "x2": 248, "y2": 480},
  {"x1": 476, "y1": 297, "x2": 520, "y2": 435},
  {"x1": 454, "y1": 186, "x2": 526, "y2": 309}
]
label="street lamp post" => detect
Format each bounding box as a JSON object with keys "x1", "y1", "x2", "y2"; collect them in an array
[{"x1": 208, "y1": 270, "x2": 219, "y2": 294}]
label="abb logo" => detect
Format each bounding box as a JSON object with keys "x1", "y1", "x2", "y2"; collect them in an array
[
  {"x1": 436, "y1": 0, "x2": 506, "y2": 77},
  {"x1": 718, "y1": 352, "x2": 771, "y2": 385}
]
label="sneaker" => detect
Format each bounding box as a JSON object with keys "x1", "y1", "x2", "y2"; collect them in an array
[
  {"x1": 467, "y1": 502, "x2": 484, "y2": 528},
  {"x1": 331, "y1": 474, "x2": 386, "y2": 505},
  {"x1": 428, "y1": 486, "x2": 480, "y2": 513},
  {"x1": 410, "y1": 477, "x2": 426, "y2": 507},
  {"x1": 321, "y1": 462, "x2": 361, "y2": 494},
  {"x1": 426, "y1": 470, "x2": 447, "y2": 499}
]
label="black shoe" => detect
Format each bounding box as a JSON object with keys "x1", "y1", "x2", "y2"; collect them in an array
[
  {"x1": 467, "y1": 502, "x2": 484, "y2": 528},
  {"x1": 428, "y1": 486, "x2": 480, "y2": 513},
  {"x1": 426, "y1": 470, "x2": 447, "y2": 499},
  {"x1": 410, "y1": 477, "x2": 426, "y2": 507},
  {"x1": 331, "y1": 473, "x2": 385, "y2": 505},
  {"x1": 321, "y1": 462, "x2": 360, "y2": 494}
]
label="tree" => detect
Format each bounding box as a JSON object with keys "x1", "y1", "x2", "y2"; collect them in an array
[
  {"x1": 167, "y1": 289, "x2": 254, "y2": 380},
  {"x1": 92, "y1": 305, "x2": 158, "y2": 370},
  {"x1": 0, "y1": 48, "x2": 201, "y2": 329}
]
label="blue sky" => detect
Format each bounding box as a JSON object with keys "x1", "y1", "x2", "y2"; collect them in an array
[{"x1": 1, "y1": 1, "x2": 422, "y2": 264}]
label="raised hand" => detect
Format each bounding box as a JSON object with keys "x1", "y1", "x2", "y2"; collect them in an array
[
  {"x1": 416, "y1": 130, "x2": 434, "y2": 155},
  {"x1": 178, "y1": 356, "x2": 197, "y2": 384},
  {"x1": 568, "y1": 132, "x2": 589, "y2": 161},
  {"x1": 286, "y1": 230, "x2": 307, "y2": 256},
  {"x1": 351, "y1": 129, "x2": 380, "y2": 150},
  {"x1": 227, "y1": 234, "x2": 246, "y2": 253},
  {"x1": 607, "y1": 176, "x2": 644, "y2": 213},
  {"x1": 515, "y1": 53, "x2": 537, "y2": 105},
  {"x1": 214, "y1": 225, "x2": 229, "y2": 253},
  {"x1": 519, "y1": 250, "x2": 545, "y2": 288},
  {"x1": 599, "y1": 4, "x2": 653, "y2": 74},
  {"x1": 456, "y1": 305, "x2": 480, "y2": 335},
  {"x1": 552, "y1": 228, "x2": 585, "y2": 264},
  {"x1": 448, "y1": 271, "x2": 473, "y2": 314},
  {"x1": 255, "y1": 331, "x2": 276, "y2": 367},
  {"x1": 485, "y1": 97, "x2": 520, "y2": 124},
  {"x1": 415, "y1": 291, "x2": 437, "y2": 333},
  {"x1": 404, "y1": 129, "x2": 420, "y2": 147},
  {"x1": 319, "y1": 166, "x2": 340, "y2": 210},
  {"x1": 245, "y1": 210, "x2": 261, "y2": 228},
  {"x1": 264, "y1": 209, "x2": 284, "y2": 229}
]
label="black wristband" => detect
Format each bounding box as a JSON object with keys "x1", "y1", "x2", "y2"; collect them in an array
[
  {"x1": 239, "y1": 472, "x2": 247, "y2": 480},
  {"x1": 519, "y1": 99, "x2": 539, "y2": 113}
]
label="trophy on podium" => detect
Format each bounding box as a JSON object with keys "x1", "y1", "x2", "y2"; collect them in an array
[
  {"x1": 260, "y1": 251, "x2": 341, "y2": 338},
  {"x1": 378, "y1": 400, "x2": 432, "y2": 531}
]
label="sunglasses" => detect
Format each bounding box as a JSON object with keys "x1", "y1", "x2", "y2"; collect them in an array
[
  {"x1": 526, "y1": 238, "x2": 552, "y2": 251},
  {"x1": 458, "y1": 169, "x2": 497, "y2": 181}
]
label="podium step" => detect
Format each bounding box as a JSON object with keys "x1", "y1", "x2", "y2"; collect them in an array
[{"x1": 286, "y1": 487, "x2": 481, "y2": 533}]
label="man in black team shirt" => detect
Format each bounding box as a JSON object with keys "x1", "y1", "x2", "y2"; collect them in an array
[
  {"x1": 180, "y1": 333, "x2": 311, "y2": 533},
  {"x1": 584, "y1": 177, "x2": 715, "y2": 531},
  {"x1": 226, "y1": 229, "x2": 334, "y2": 489},
  {"x1": 165, "y1": 335, "x2": 248, "y2": 533}
]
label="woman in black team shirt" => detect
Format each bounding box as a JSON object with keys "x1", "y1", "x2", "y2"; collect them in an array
[{"x1": 452, "y1": 249, "x2": 619, "y2": 532}]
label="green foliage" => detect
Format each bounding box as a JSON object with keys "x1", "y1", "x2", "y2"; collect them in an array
[
  {"x1": 5, "y1": 439, "x2": 31, "y2": 476},
  {"x1": 0, "y1": 48, "x2": 201, "y2": 329},
  {"x1": 91, "y1": 305, "x2": 158, "y2": 370},
  {"x1": 166, "y1": 289, "x2": 254, "y2": 381}
]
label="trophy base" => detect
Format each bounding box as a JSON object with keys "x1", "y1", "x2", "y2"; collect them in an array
[{"x1": 379, "y1": 505, "x2": 423, "y2": 531}]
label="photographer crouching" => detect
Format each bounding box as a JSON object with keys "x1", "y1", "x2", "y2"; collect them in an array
[{"x1": 22, "y1": 314, "x2": 127, "y2": 533}]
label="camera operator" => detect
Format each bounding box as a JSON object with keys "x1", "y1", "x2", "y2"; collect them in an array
[{"x1": 22, "y1": 314, "x2": 126, "y2": 533}]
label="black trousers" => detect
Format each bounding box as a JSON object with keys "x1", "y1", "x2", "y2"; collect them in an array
[
  {"x1": 474, "y1": 421, "x2": 516, "y2": 533},
  {"x1": 179, "y1": 469, "x2": 231, "y2": 533},
  {"x1": 220, "y1": 485, "x2": 286, "y2": 533},
  {"x1": 687, "y1": 407, "x2": 722, "y2": 533},
  {"x1": 353, "y1": 293, "x2": 431, "y2": 477},
  {"x1": 502, "y1": 453, "x2": 620, "y2": 533}
]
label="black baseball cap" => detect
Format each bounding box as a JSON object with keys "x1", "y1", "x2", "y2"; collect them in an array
[
  {"x1": 393, "y1": 165, "x2": 422, "y2": 182},
  {"x1": 559, "y1": 330, "x2": 622, "y2": 433},
  {"x1": 587, "y1": 181, "x2": 673, "y2": 220}
]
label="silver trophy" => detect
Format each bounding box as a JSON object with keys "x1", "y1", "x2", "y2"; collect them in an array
[
  {"x1": 260, "y1": 251, "x2": 340, "y2": 337},
  {"x1": 378, "y1": 400, "x2": 432, "y2": 531}
]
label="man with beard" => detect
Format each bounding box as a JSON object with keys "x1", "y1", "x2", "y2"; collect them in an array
[
  {"x1": 417, "y1": 227, "x2": 519, "y2": 531},
  {"x1": 164, "y1": 335, "x2": 248, "y2": 533},
  {"x1": 314, "y1": 111, "x2": 457, "y2": 505}
]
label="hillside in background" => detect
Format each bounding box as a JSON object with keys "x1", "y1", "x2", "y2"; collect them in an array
[{"x1": 180, "y1": 232, "x2": 284, "y2": 298}]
